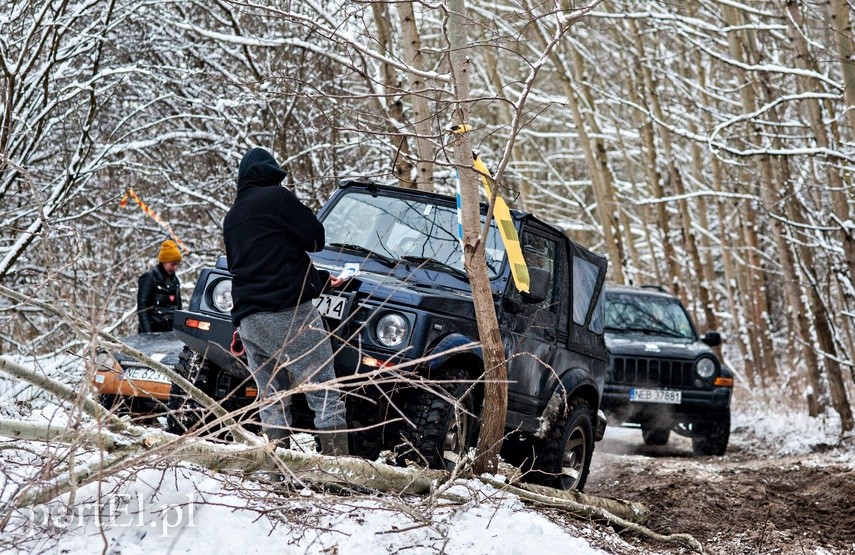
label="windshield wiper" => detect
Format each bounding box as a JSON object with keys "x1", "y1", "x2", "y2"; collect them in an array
[
  {"x1": 619, "y1": 325, "x2": 686, "y2": 339},
  {"x1": 328, "y1": 243, "x2": 395, "y2": 266},
  {"x1": 399, "y1": 255, "x2": 469, "y2": 281}
]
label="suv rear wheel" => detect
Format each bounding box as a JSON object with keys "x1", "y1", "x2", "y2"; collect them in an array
[
  {"x1": 395, "y1": 367, "x2": 475, "y2": 471},
  {"x1": 530, "y1": 397, "x2": 594, "y2": 491}
]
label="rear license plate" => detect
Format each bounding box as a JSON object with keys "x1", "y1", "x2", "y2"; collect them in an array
[
  {"x1": 122, "y1": 367, "x2": 168, "y2": 383},
  {"x1": 313, "y1": 293, "x2": 347, "y2": 320},
  {"x1": 630, "y1": 388, "x2": 682, "y2": 404}
]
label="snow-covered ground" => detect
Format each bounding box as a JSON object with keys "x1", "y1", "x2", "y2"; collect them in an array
[{"x1": 1, "y1": 357, "x2": 852, "y2": 555}]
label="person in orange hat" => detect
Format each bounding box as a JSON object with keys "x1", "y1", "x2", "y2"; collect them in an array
[{"x1": 136, "y1": 239, "x2": 183, "y2": 333}]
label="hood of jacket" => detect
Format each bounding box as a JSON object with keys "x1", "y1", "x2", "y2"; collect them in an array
[{"x1": 236, "y1": 147, "x2": 288, "y2": 191}]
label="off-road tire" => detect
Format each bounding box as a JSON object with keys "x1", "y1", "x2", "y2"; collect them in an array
[
  {"x1": 346, "y1": 397, "x2": 384, "y2": 461},
  {"x1": 98, "y1": 394, "x2": 129, "y2": 413},
  {"x1": 165, "y1": 347, "x2": 207, "y2": 435},
  {"x1": 692, "y1": 415, "x2": 730, "y2": 456},
  {"x1": 395, "y1": 367, "x2": 475, "y2": 471},
  {"x1": 641, "y1": 424, "x2": 671, "y2": 446},
  {"x1": 529, "y1": 397, "x2": 594, "y2": 491}
]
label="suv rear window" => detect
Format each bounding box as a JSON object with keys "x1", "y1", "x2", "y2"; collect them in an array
[{"x1": 573, "y1": 257, "x2": 604, "y2": 333}]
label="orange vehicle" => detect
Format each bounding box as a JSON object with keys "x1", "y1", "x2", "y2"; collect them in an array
[{"x1": 92, "y1": 332, "x2": 186, "y2": 413}]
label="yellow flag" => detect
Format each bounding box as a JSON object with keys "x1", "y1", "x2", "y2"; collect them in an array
[{"x1": 473, "y1": 154, "x2": 529, "y2": 293}]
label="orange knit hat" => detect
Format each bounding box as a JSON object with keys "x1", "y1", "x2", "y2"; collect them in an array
[{"x1": 157, "y1": 239, "x2": 183, "y2": 263}]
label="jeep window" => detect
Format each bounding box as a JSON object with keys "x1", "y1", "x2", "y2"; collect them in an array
[
  {"x1": 507, "y1": 232, "x2": 558, "y2": 312},
  {"x1": 322, "y1": 190, "x2": 505, "y2": 278},
  {"x1": 605, "y1": 292, "x2": 695, "y2": 340},
  {"x1": 573, "y1": 257, "x2": 604, "y2": 332}
]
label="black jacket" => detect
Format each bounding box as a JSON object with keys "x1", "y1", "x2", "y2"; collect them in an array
[
  {"x1": 137, "y1": 265, "x2": 182, "y2": 333},
  {"x1": 223, "y1": 148, "x2": 330, "y2": 326}
]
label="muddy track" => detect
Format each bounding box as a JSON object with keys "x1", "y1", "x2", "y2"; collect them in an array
[{"x1": 583, "y1": 425, "x2": 855, "y2": 554}]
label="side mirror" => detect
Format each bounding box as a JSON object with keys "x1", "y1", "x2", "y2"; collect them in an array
[
  {"x1": 521, "y1": 267, "x2": 550, "y2": 304},
  {"x1": 701, "y1": 331, "x2": 722, "y2": 347}
]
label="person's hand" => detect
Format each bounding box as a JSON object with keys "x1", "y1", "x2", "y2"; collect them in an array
[{"x1": 329, "y1": 275, "x2": 345, "y2": 288}]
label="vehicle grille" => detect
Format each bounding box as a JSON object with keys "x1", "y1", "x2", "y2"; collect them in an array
[{"x1": 610, "y1": 356, "x2": 695, "y2": 388}]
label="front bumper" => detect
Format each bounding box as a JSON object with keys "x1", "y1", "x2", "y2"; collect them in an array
[
  {"x1": 92, "y1": 368, "x2": 171, "y2": 401},
  {"x1": 173, "y1": 310, "x2": 246, "y2": 375},
  {"x1": 173, "y1": 309, "x2": 412, "y2": 380},
  {"x1": 601, "y1": 384, "x2": 731, "y2": 425}
]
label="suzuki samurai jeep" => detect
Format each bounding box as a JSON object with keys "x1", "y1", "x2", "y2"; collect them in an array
[
  {"x1": 601, "y1": 284, "x2": 733, "y2": 455},
  {"x1": 170, "y1": 181, "x2": 609, "y2": 490}
]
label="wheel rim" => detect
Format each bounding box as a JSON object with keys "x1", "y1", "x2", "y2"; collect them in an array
[
  {"x1": 561, "y1": 424, "x2": 588, "y2": 489},
  {"x1": 443, "y1": 406, "x2": 469, "y2": 467}
]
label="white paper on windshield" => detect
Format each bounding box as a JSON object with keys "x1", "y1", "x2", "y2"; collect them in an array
[{"x1": 337, "y1": 263, "x2": 360, "y2": 280}]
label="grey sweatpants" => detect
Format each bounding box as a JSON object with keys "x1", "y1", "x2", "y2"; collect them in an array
[{"x1": 240, "y1": 302, "x2": 346, "y2": 434}]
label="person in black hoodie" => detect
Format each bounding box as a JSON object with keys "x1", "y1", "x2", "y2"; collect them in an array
[
  {"x1": 223, "y1": 147, "x2": 348, "y2": 456},
  {"x1": 137, "y1": 239, "x2": 183, "y2": 333}
]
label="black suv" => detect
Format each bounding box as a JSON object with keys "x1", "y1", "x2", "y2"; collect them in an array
[
  {"x1": 170, "y1": 181, "x2": 609, "y2": 490},
  {"x1": 600, "y1": 284, "x2": 733, "y2": 455}
]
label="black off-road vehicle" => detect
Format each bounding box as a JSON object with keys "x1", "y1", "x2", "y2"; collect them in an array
[
  {"x1": 170, "y1": 181, "x2": 609, "y2": 490},
  {"x1": 600, "y1": 284, "x2": 733, "y2": 455}
]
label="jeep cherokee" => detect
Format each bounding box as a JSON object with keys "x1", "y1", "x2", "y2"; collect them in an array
[{"x1": 600, "y1": 284, "x2": 733, "y2": 455}]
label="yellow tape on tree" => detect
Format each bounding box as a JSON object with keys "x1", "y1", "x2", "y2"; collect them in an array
[{"x1": 473, "y1": 154, "x2": 530, "y2": 293}]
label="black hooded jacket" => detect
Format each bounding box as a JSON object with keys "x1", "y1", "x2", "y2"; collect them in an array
[
  {"x1": 223, "y1": 148, "x2": 330, "y2": 326},
  {"x1": 137, "y1": 264, "x2": 182, "y2": 333}
]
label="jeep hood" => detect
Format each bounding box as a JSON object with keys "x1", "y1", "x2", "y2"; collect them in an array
[
  {"x1": 113, "y1": 332, "x2": 185, "y2": 367},
  {"x1": 605, "y1": 334, "x2": 713, "y2": 360},
  {"x1": 320, "y1": 263, "x2": 478, "y2": 320}
]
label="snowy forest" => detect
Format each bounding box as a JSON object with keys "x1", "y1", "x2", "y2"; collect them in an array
[{"x1": 2, "y1": 0, "x2": 855, "y2": 553}]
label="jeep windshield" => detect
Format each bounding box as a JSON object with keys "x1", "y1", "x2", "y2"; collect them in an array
[
  {"x1": 605, "y1": 292, "x2": 696, "y2": 341},
  {"x1": 321, "y1": 189, "x2": 506, "y2": 279}
]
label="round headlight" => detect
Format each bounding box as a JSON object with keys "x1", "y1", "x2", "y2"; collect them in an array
[
  {"x1": 95, "y1": 351, "x2": 118, "y2": 372},
  {"x1": 212, "y1": 279, "x2": 233, "y2": 312},
  {"x1": 696, "y1": 357, "x2": 716, "y2": 379},
  {"x1": 375, "y1": 312, "x2": 409, "y2": 348}
]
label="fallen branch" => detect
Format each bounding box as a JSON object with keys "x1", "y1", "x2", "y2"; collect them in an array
[{"x1": 1, "y1": 418, "x2": 645, "y2": 521}]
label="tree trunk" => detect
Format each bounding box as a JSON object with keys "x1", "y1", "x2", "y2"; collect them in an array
[
  {"x1": 397, "y1": 1, "x2": 436, "y2": 191},
  {"x1": 721, "y1": 4, "x2": 788, "y2": 385},
  {"x1": 371, "y1": 2, "x2": 414, "y2": 188},
  {"x1": 687, "y1": 122, "x2": 718, "y2": 332},
  {"x1": 526, "y1": 22, "x2": 627, "y2": 283},
  {"x1": 628, "y1": 19, "x2": 683, "y2": 300},
  {"x1": 828, "y1": 0, "x2": 855, "y2": 140},
  {"x1": 446, "y1": 0, "x2": 508, "y2": 474},
  {"x1": 567, "y1": 44, "x2": 631, "y2": 284}
]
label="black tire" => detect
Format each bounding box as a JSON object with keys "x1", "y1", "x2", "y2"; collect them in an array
[
  {"x1": 691, "y1": 416, "x2": 730, "y2": 456},
  {"x1": 165, "y1": 347, "x2": 206, "y2": 435},
  {"x1": 529, "y1": 397, "x2": 594, "y2": 491},
  {"x1": 641, "y1": 424, "x2": 671, "y2": 446},
  {"x1": 98, "y1": 394, "x2": 123, "y2": 412},
  {"x1": 346, "y1": 398, "x2": 384, "y2": 461},
  {"x1": 396, "y1": 367, "x2": 475, "y2": 471}
]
